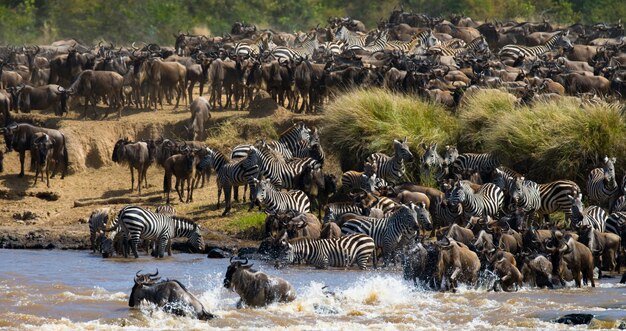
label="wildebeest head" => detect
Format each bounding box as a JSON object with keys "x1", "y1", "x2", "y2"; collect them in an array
[
  {"x1": 224, "y1": 258, "x2": 252, "y2": 289},
  {"x1": 33, "y1": 133, "x2": 54, "y2": 165},
  {"x1": 1, "y1": 122, "x2": 18, "y2": 152},
  {"x1": 112, "y1": 137, "x2": 130, "y2": 163},
  {"x1": 129, "y1": 269, "x2": 160, "y2": 307}
]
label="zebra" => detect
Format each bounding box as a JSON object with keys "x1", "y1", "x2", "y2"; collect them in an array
[
  {"x1": 200, "y1": 147, "x2": 260, "y2": 215},
  {"x1": 428, "y1": 36, "x2": 489, "y2": 57},
  {"x1": 443, "y1": 145, "x2": 459, "y2": 168},
  {"x1": 334, "y1": 26, "x2": 369, "y2": 48},
  {"x1": 231, "y1": 122, "x2": 311, "y2": 161},
  {"x1": 341, "y1": 161, "x2": 387, "y2": 193},
  {"x1": 319, "y1": 40, "x2": 345, "y2": 56},
  {"x1": 155, "y1": 204, "x2": 176, "y2": 216},
  {"x1": 499, "y1": 31, "x2": 573, "y2": 62},
  {"x1": 350, "y1": 30, "x2": 389, "y2": 52},
  {"x1": 451, "y1": 153, "x2": 500, "y2": 181},
  {"x1": 431, "y1": 195, "x2": 464, "y2": 228},
  {"x1": 420, "y1": 142, "x2": 449, "y2": 180},
  {"x1": 387, "y1": 30, "x2": 439, "y2": 54},
  {"x1": 587, "y1": 156, "x2": 619, "y2": 212},
  {"x1": 535, "y1": 179, "x2": 581, "y2": 223},
  {"x1": 510, "y1": 176, "x2": 542, "y2": 213},
  {"x1": 447, "y1": 180, "x2": 504, "y2": 219},
  {"x1": 118, "y1": 206, "x2": 204, "y2": 258},
  {"x1": 568, "y1": 194, "x2": 607, "y2": 232},
  {"x1": 88, "y1": 207, "x2": 114, "y2": 253},
  {"x1": 605, "y1": 212, "x2": 625, "y2": 236},
  {"x1": 366, "y1": 137, "x2": 414, "y2": 184},
  {"x1": 256, "y1": 140, "x2": 318, "y2": 190},
  {"x1": 322, "y1": 202, "x2": 369, "y2": 223},
  {"x1": 271, "y1": 37, "x2": 319, "y2": 62},
  {"x1": 280, "y1": 233, "x2": 376, "y2": 270},
  {"x1": 254, "y1": 178, "x2": 310, "y2": 214},
  {"x1": 341, "y1": 203, "x2": 431, "y2": 267},
  {"x1": 234, "y1": 33, "x2": 277, "y2": 58}
]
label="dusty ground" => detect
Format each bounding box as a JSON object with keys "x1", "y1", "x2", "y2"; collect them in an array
[{"x1": 0, "y1": 89, "x2": 334, "y2": 252}]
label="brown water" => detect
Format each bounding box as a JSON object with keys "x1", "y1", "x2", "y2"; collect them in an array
[{"x1": 0, "y1": 250, "x2": 624, "y2": 330}]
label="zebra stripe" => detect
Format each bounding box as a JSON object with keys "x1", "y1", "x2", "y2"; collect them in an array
[
  {"x1": 569, "y1": 194, "x2": 607, "y2": 232},
  {"x1": 452, "y1": 153, "x2": 500, "y2": 176},
  {"x1": 335, "y1": 26, "x2": 369, "y2": 48},
  {"x1": 88, "y1": 207, "x2": 113, "y2": 252},
  {"x1": 366, "y1": 137, "x2": 414, "y2": 184},
  {"x1": 428, "y1": 36, "x2": 489, "y2": 56},
  {"x1": 537, "y1": 180, "x2": 581, "y2": 221},
  {"x1": 286, "y1": 234, "x2": 376, "y2": 269},
  {"x1": 322, "y1": 202, "x2": 368, "y2": 223},
  {"x1": 341, "y1": 172, "x2": 387, "y2": 193},
  {"x1": 256, "y1": 142, "x2": 318, "y2": 189},
  {"x1": 587, "y1": 157, "x2": 619, "y2": 211},
  {"x1": 254, "y1": 178, "x2": 310, "y2": 214},
  {"x1": 448, "y1": 181, "x2": 504, "y2": 218},
  {"x1": 499, "y1": 32, "x2": 571, "y2": 60},
  {"x1": 201, "y1": 147, "x2": 260, "y2": 208},
  {"x1": 606, "y1": 212, "x2": 625, "y2": 236},
  {"x1": 350, "y1": 30, "x2": 388, "y2": 52},
  {"x1": 271, "y1": 37, "x2": 319, "y2": 61},
  {"x1": 118, "y1": 206, "x2": 203, "y2": 258},
  {"x1": 155, "y1": 205, "x2": 176, "y2": 216},
  {"x1": 510, "y1": 177, "x2": 541, "y2": 213},
  {"x1": 387, "y1": 30, "x2": 439, "y2": 53},
  {"x1": 341, "y1": 203, "x2": 429, "y2": 266},
  {"x1": 232, "y1": 123, "x2": 311, "y2": 161}
]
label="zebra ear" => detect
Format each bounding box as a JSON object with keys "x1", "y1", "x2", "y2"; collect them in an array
[
  {"x1": 611, "y1": 157, "x2": 616, "y2": 164},
  {"x1": 578, "y1": 193, "x2": 582, "y2": 200}
]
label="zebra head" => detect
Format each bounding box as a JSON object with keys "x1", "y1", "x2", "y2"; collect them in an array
[
  {"x1": 448, "y1": 180, "x2": 468, "y2": 208},
  {"x1": 567, "y1": 193, "x2": 585, "y2": 225},
  {"x1": 393, "y1": 203, "x2": 420, "y2": 233},
  {"x1": 254, "y1": 178, "x2": 273, "y2": 202},
  {"x1": 603, "y1": 156, "x2": 617, "y2": 188},
  {"x1": 394, "y1": 137, "x2": 414, "y2": 162},
  {"x1": 554, "y1": 31, "x2": 573, "y2": 51},
  {"x1": 443, "y1": 145, "x2": 458, "y2": 167},
  {"x1": 421, "y1": 142, "x2": 441, "y2": 170},
  {"x1": 412, "y1": 201, "x2": 433, "y2": 231},
  {"x1": 361, "y1": 173, "x2": 378, "y2": 193},
  {"x1": 189, "y1": 223, "x2": 205, "y2": 252},
  {"x1": 294, "y1": 122, "x2": 311, "y2": 145},
  {"x1": 424, "y1": 30, "x2": 439, "y2": 48},
  {"x1": 510, "y1": 176, "x2": 526, "y2": 204}
]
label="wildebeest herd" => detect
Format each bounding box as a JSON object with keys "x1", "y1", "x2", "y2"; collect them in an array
[{"x1": 1, "y1": 8, "x2": 625, "y2": 321}]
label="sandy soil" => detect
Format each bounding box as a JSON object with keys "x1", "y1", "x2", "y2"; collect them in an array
[{"x1": 0, "y1": 89, "x2": 331, "y2": 252}]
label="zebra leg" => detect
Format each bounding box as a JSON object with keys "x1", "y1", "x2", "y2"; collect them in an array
[
  {"x1": 233, "y1": 186, "x2": 240, "y2": 202},
  {"x1": 243, "y1": 184, "x2": 248, "y2": 203},
  {"x1": 130, "y1": 238, "x2": 140, "y2": 259},
  {"x1": 157, "y1": 236, "x2": 168, "y2": 258},
  {"x1": 223, "y1": 185, "x2": 232, "y2": 216}
]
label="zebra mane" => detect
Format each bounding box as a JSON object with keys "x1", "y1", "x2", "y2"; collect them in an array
[{"x1": 171, "y1": 216, "x2": 198, "y2": 228}]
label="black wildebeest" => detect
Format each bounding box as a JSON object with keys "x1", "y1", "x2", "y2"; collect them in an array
[
  {"x1": 163, "y1": 148, "x2": 198, "y2": 204},
  {"x1": 223, "y1": 258, "x2": 296, "y2": 308},
  {"x1": 1, "y1": 122, "x2": 68, "y2": 179},
  {"x1": 129, "y1": 270, "x2": 215, "y2": 320},
  {"x1": 31, "y1": 132, "x2": 56, "y2": 187},
  {"x1": 67, "y1": 69, "x2": 125, "y2": 119},
  {"x1": 142, "y1": 57, "x2": 187, "y2": 110},
  {"x1": 112, "y1": 138, "x2": 155, "y2": 194},
  {"x1": 9, "y1": 84, "x2": 69, "y2": 116}
]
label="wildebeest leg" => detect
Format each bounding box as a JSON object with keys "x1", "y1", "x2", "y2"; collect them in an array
[
  {"x1": 33, "y1": 162, "x2": 40, "y2": 186},
  {"x1": 176, "y1": 178, "x2": 184, "y2": 202},
  {"x1": 222, "y1": 185, "x2": 232, "y2": 216},
  {"x1": 45, "y1": 160, "x2": 53, "y2": 188},
  {"x1": 18, "y1": 151, "x2": 26, "y2": 177},
  {"x1": 129, "y1": 166, "x2": 135, "y2": 192},
  {"x1": 142, "y1": 166, "x2": 149, "y2": 188},
  {"x1": 137, "y1": 165, "x2": 143, "y2": 194},
  {"x1": 187, "y1": 177, "x2": 194, "y2": 202}
]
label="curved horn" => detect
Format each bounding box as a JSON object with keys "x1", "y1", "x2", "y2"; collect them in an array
[
  {"x1": 136, "y1": 270, "x2": 143, "y2": 277},
  {"x1": 148, "y1": 269, "x2": 159, "y2": 278}
]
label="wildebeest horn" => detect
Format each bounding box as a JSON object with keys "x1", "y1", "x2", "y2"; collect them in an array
[
  {"x1": 57, "y1": 86, "x2": 65, "y2": 93},
  {"x1": 136, "y1": 270, "x2": 143, "y2": 277},
  {"x1": 242, "y1": 258, "x2": 249, "y2": 265},
  {"x1": 148, "y1": 269, "x2": 159, "y2": 278}
]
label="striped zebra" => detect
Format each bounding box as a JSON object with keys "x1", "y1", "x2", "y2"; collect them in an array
[
  {"x1": 200, "y1": 147, "x2": 260, "y2": 215},
  {"x1": 341, "y1": 203, "x2": 430, "y2": 267},
  {"x1": 499, "y1": 31, "x2": 572, "y2": 62},
  {"x1": 448, "y1": 181, "x2": 504, "y2": 219},
  {"x1": 605, "y1": 212, "x2": 625, "y2": 237},
  {"x1": 387, "y1": 30, "x2": 439, "y2": 53},
  {"x1": 233, "y1": 32, "x2": 276, "y2": 57},
  {"x1": 510, "y1": 177, "x2": 541, "y2": 213},
  {"x1": 118, "y1": 206, "x2": 204, "y2": 258},
  {"x1": 254, "y1": 178, "x2": 310, "y2": 214},
  {"x1": 282, "y1": 233, "x2": 376, "y2": 270},
  {"x1": 334, "y1": 26, "x2": 369, "y2": 48},
  {"x1": 536, "y1": 179, "x2": 581, "y2": 223},
  {"x1": 232, "y1": 122, "x2": 311, "y2": 161},
  {"x1": 155, "y1": 204, "x2": 176, "y2": 216},
  {"x1": 366, "y1": 137, "x2": 414, "y2": 184},
  {"x1": 443, "y1": 145, "x2": 459, "y2": 167},
  {"x1": 568, "y1": 194, "x2": 607, "y2": 232},
  {"x1": 431, "y1": 195, "x2": 464, "y2": 228},
  {"x1": 428, "y1": 36, "x2": 489, "y2": 57},
  {"x1": 88, "y1": 207, "x2": 113, "y2": 253},
  {"x1": 420, "y1": 142, "x2": 449, "y2": 179},
  {"x1": 256, "y1": 141, "x2": 318, "y2": 189},
  {"x1": 587, "y1": 156, "x2": 619, "y2": 212},
  {"x1": 271, "y1": 37, "x2": 319, "y2": 61},
  {"x1": 349, "y1": 30, "x2": 389, "y2": 52},
  {"x1": 341, "y1": 161, "x2": 387, "y2": 193},
  {"x1": 322, "y1": 202, "x2": 369, "y2": 223},
  {"x1": 451, "y1": 153, "x2": 500, "y2": 179},
  {"x1": 611, "y1": 175, "x2": 626, "y2": 211}
]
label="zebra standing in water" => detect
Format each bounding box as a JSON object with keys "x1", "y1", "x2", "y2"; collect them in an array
[
  {"x1": 366, "y1": 137, "x2": 414, "y2": 184},
  {"x1": 341, "y1": 203, "x2": 432, "y2": 267},
  {"x1": 568, "y1": 194, "x2": 607, "y2": 232},
  {"x1": 199, "y1": 147, "x2": 260, "y2": 215},
  {"x1": 447, "y1": 180, "x2": 504, "y2": 219},
  {"x1": 118, "y1": 206, "x2": 204, "y2": 258},
  {"x1": 254, "y1": 178, "x2": 311, "y2": 214},
  {"x1": 587, "y1": 156, "x2": 619, "y2": 212},
  {"x1": 279, "y1": 233, "x2": 376, "y2": 270},
  {"x1": 499, "y1": 31, "x2": 572, "y2": 62}
]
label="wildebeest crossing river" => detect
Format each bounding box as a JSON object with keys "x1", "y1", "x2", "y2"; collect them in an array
[{"x1": 0, "y1": 250, "x2": 624, "y2": 330}]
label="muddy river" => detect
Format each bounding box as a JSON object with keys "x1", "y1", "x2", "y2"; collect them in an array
[{"x1": 0, "y1": 250, "x2": 624, "y2": 330}]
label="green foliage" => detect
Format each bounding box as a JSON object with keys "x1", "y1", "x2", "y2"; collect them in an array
[{"x1": 226, "y1": 212, "x2": 266, "y2": 239}]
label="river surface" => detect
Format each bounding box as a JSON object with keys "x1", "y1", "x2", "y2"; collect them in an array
[{"x1": 0, "y1": 250, "x2": 624, "y2": 330}]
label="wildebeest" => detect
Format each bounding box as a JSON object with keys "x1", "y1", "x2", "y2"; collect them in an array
[
  {"x1": 1, "y1": 122, "x2": 68, "y2": 179},
  {"x1": 67, "y1": 69, "x2": 125, "y2": 119},
  {"x1": 31, "y1": 132, "x2": 56, "y2": 187},
  {"x1": 129, "y1": 270, "x2": 215, "y2": 320},
  {"x1": 187, "y1": 96, "x2": 211, "y2": 141},
  {"x1": 9, "y1": 84, "x2": 69, "y2": 116},
  {"x1": 223, "y1": 258, "x2": 296, "y2": 308},
  {"x1": 142, "y1": 57, "x2": 187, "y2": 109},
  {"x1": 545, "y1": 232, "x2": 596, "y2": 288},
  {"x1": 112, "y1": 138, "x2": 155, "y2": 194},
  {"x1": 163, "y1": 148, "x2": 198, "y2": 204},
  {"x1": 436, "y1": 236, "x2": 481, "y2": 291}
]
